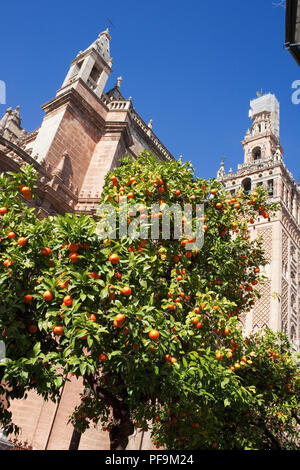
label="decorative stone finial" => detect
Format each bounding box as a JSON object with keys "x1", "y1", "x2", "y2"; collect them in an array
[
  {"x1": 148, "y1": 119, "x2": 153, "y2": 129},
  {"x1": 217, "y1": 158, "x2": 226, "y2": 179},
  {"x1": 274, "y1": 143, "x2": 282, "y2": 161},
  {"x1": 116, "y1": 76, "x2": 123, "y2": 89}
]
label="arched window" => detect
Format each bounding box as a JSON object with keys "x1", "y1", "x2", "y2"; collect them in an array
[
  {"x1": 242, "y1": 178, "x2": 252, "y2": 194},
  {"x1": 252, "y1": 147, "x2": 261, "y2": 161}
]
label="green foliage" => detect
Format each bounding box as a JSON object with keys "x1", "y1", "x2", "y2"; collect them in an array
[{"x1": 0, "y1": 155, "x2": 298, "y2": 449}]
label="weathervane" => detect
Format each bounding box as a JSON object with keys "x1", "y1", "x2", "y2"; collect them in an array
[{"x1": 106, "y1": 17, "x2": 116, "y2": 30}]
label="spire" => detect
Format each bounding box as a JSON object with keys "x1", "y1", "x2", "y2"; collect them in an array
[
  {"x1": 60, "y1": 29, "x2": 113, "y2": 97},
  {"x1": 86, "y1": 28, "x2": 112, "y2": 66}
]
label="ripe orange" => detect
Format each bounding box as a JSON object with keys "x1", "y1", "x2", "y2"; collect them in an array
[
  {"x1": 89, "y1": 313, "x2": 97, "y2": 322},
  {"x1": 43, "y1": 290, "x2": 53, "y2": 301},
  {"x1": 42, "y1": 247, "x2": 51, "y2": 256},
  {"x1": 24, "y1": 294, "x2": 33, "y2": 304},
  {"x1": 20, "y1": 186, "x2": 30, "y2": 194},
  {"x1": 18, "y1": 237, "x2": 27, "y2": 246},
  {"x1": 63, "y1": 295, "x2": 72, "y2": 306},
  {"x1": 88, "y1": 271, "x2": 100, "y2": 280},
  {"x1": 69, "y1": 253, "x2": 79, "y2": 263},
  {"x1": 0, "y1": 207, "x2": 8, "y2": 215},
  {"x1": 3, "y1": 259, "x2": 13, "y2": 268},
  {"x1": 114, "y1": 314, "x2": 126, "y2": 327},
  {"x1": 211, "y1": 189, "x2": 217, "y2": 195},
  {"x1": 28, "y1": 325, "x2": 38, "y2": 334},
  {"x1": 158, "y1": 186, "x2": 165, "y2": 193},
  {"x1": 149, "y1": 329, "x2": 160, "y2": 341},
  {"x1": 175, "y1": 190, "x2": 181, "y2": 196},
  {"x1": 57, "y1": 279, "x2": 69, "y2": 289},
  {"x1": 68, "y1": 242, "x2": 79, "y2": 252},
  {"x1": 121, "y1": 286, "x2": 132, "y2": 296},
  {"x1": 216, "y1": 203, "x2": 223, "y2": 209},
  {"x1": 53, "y1": 326, "x2": 64, "y2": 336},
  {"x1": 109, "y1": 253, "x2": 119, "y2": 265},
  {"x1": 7, "y1": 231, "x2": 15, "y2": 239},
  {"x1": 99, "y1": 353, "x2": 107, "y2": 362},
  {"x1": 21, "y1": 187, "x2": 31, "y2": 199}
]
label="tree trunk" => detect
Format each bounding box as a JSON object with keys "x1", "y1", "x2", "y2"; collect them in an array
[
  {"x1": 109, "y1": 418, "x2": 134, "y2": 450},
  {"x1": 85, "y1": 375, "x2": 134, "y2": 451},
  {"x1": 69, "y1": 428, "x2": 82, "y2": 450}
]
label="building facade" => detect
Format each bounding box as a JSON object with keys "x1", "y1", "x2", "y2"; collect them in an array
[
  {"x1": 0, "y1": 29, "x2": 173, "y2": 450},
  {"x1": 0, "y1": 31, "x2": 299, "y2": 449},
  {"x1": 0, "y1": 28, "x2": 174, "y2": 217},
  {"x1": 217, "y1": 93, "x2": 300, "y2": 352}
]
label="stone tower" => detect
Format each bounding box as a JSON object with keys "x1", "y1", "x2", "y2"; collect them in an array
[
  {"x1": 0, "y1": 28, "x2": 174, "y2": 217},
  {"x1": 217, "y1": 93, "x2": 300, "y2": 351}
]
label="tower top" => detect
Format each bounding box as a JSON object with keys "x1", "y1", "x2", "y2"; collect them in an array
[
  {"x1": 83, "y1": 28, "x2": 112, "y2": 67},
  {"x1": 60, "y1": 28, "x2": 113, "y2": 98},
  {"x1": 248, "y1": 93, "x2": 280, "y2": 139}
]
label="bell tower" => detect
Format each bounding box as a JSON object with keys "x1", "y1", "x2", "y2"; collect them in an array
[
  {"x1": 242, "y1": 93, "x2": 281, "y2": 164},
  {"x1": 217, "y1": 92, "x2": 300, "y2": 351},
  {"x1": 26, "y1": 29, "x2": 116, "y2": 202},
  {"x1": 60, "y1": 28, "x2": 113, "y2": 98}
]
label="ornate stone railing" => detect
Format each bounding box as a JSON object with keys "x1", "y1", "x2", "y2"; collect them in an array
[
  {"x1": 131, "y1": 111, "x2": 174, "y2": 161},
  {"x1": 108, "y1": 100, "x2": 131, "y2": 111},
  {"x1": 222, "y1": 158, "x2": 284, "y2": 181}
]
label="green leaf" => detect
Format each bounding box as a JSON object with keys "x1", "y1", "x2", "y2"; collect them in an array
[
  {"x1": 224, "y1": 398, "x2": 231, "y2": 407},
  {"x1": 221, "y1": 378, "x2": 229, "y2": 389}
]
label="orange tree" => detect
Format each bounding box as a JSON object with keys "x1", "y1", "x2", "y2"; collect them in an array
[{"x1": 0, "y1": 153, "x2": 299, "y2": 450}]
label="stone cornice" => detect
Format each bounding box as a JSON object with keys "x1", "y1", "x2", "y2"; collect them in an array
[
  {"x1": 104, "y1": 121, "x2": 133, "y2": 148},
  {"x1": 241, "y1": 130, "x2": 278, "y2": 146}
]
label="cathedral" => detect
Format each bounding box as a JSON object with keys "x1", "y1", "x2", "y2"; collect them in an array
[
  {"x1": 0, "y1": 28, "x2": 174, "y2": 217},
  {"x1": 0, "y1": 30, "x2": 299, "y2": 449}
]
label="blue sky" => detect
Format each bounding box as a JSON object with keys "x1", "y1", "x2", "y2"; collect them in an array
[{"x1": 0, "y1": 0, "x2": 299, "y2": 180}]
